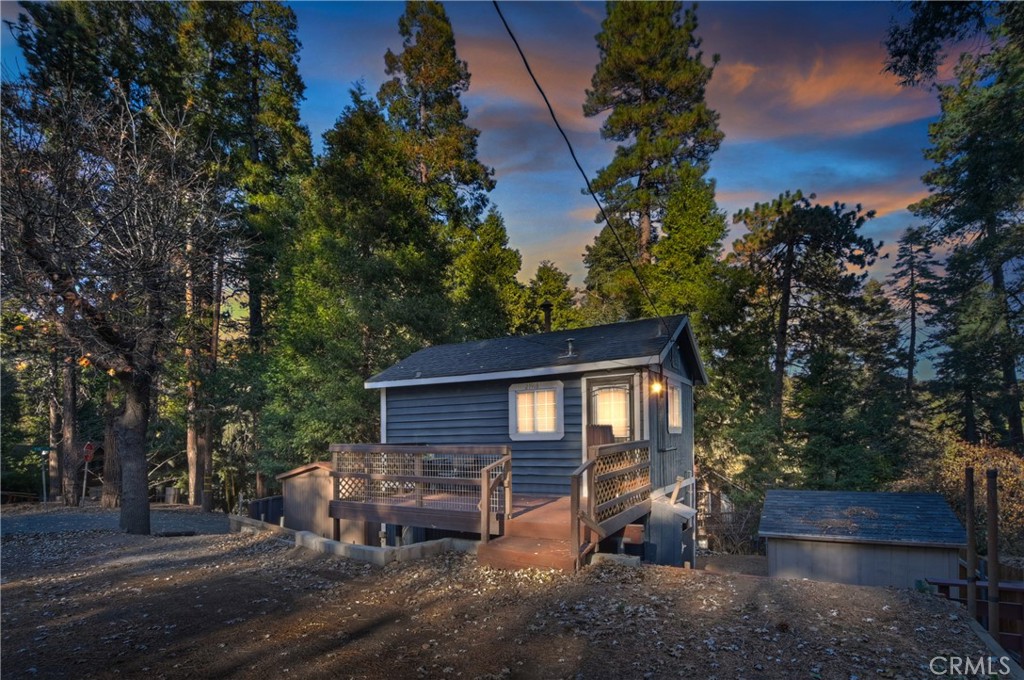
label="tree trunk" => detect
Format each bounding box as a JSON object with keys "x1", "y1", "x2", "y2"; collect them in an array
[
  {"x1": 964, "y1": 385, "x2": 979, "y2": 444},
  {"x1": 187, "y1": 401, "x2": 203, "y2": 505},
  {"x1": 60, "y1": 356, "x2": 80, "y2": 506},
  {"x1": 47, "y1": 352, "x2": 62, "y2": 500},
  {"x1": 773, "y1": 241, "x2": 796, "y2": 427},
  {"x1": 906, "y1": 264, "x2": 917, "y2": 399},
  {"x1": 201, "y1": 252, "x2": 224, "y2": 513},
  {"x1": 101, "y1": 382, "x2": 121, "y2": 508},
  {"x1": 117, "y1": 372, "x2": 152, "y2": 535},
  {"x1": 185, "y1": 230, "x2": 203, "y2": 505},
  {"x1": 989, "y1": 255, "x2": 1023, "y2": 450},
  {"x1": 639, "y1": 210, "x2": 652, "y2": 264}
]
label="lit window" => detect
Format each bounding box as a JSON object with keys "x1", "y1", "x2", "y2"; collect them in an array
[
  {"x1": 592, "y1": 385, "x2": 631, "y2": 440},
  {"x1": 509, "y1": 381, "x2": 564, "y2": 440},
  {"x1": 668, "y1": 381, "x2": 682, "y2": 433}
]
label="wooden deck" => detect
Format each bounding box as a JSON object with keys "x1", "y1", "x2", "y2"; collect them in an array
[
  {"x1": 329, "y1": 492, "x2": 561, "y2": 535},
  {"x1": 328, "y1": 440, "x2": 658, "y2": 572}
]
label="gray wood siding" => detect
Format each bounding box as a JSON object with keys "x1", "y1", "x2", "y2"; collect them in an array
[
  {"x1": 767, "y1": 538, "x2": 959, "y2": 588},
  {"x1": 385, "y1": 378, "x2": 583, "y2": 496},
  {"x1": 645, "y1": 368, "x2": 696, "y2": 567},
  {"x1": 648, "y1": 377, "x2": 694, "y2": 494}
]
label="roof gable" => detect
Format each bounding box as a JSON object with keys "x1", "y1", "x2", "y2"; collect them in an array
[
  {"x1": 366, "y1": 315, "x2": 706, "y2": 389},
  {"x1": 758, "y1": 489, "x2": 966, "y2": 548}
]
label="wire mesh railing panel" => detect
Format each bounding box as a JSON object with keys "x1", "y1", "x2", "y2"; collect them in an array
[{"x1": 330, "y1": 444, "x2": 509, "y2": 515}]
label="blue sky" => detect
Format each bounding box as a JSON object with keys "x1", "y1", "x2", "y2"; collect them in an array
[{"x1": 1, "y1": 1, "x2": 939, "y2": 285}]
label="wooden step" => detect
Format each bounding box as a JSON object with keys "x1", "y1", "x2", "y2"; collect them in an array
[
  {"x1": 477, "y1": 536, "x2": 576, "y2": 572},
  {"x1": 504, "y1": 495, "x2": 573, "y2": 540}
]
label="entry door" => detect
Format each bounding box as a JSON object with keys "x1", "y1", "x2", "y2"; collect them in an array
[{"x1": 587, "y1": 377, "x2": 635, "y2": 444}]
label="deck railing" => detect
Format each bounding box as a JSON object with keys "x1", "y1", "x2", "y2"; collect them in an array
[
  {"x1": 329, "y1": 444, "x2": 511, "y2": 536},
  {"x1": 570, "y1": 440, "x2": 652, "y2": 570}
]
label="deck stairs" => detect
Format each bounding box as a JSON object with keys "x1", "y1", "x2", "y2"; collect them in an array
[{"x1": 477, "y1": 495, "x2": 577, "y2": 571}]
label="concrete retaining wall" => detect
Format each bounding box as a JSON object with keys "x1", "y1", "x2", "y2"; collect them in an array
[{"x1": 229, "y1": 514, "x2": 476, "y2": 567}]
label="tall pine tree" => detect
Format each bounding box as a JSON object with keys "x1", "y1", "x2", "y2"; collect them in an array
[
  {"x1": 582, "y1": 0, "x2": 722, "y2": 316},
  {"x1": 263, "y1": 90, "x2": 449, "y2": 465},
  {"x1": 378, "y1": 0, "x2": 494, "y2": 226}
]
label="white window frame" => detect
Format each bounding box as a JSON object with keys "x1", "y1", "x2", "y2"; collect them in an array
[
  {"x1": 667, "y1": 379, "x2": 683, "y2": 434},
  {"x1": 508, "y1": 380, "x2": 565, "y2": 441}
]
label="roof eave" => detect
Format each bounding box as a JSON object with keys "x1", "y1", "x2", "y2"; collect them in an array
[
  {"x1": 657, "y1": 317, "x2": 709, "y2": 385},
  {"x1": 365, "y1": 355, "x2": 661, "y2": 389},
  {"x1": 758, "y1": 531, "x2": 966, "y2": 550}
]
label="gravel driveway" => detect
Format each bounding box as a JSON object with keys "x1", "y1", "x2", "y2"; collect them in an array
[{"x1": 0, "y1": 503, "x2": 231, "y2": 536}]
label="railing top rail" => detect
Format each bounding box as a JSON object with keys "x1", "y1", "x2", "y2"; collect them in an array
[
  {"x1": 570, "y1": 458, "x2": 596, "y2": 478},
  {"x1": 589, "y1": 439, "x2": 651, "y2": 459},
  {"x1": 329, "y1": 443, "x2": 510, "y2": 456},
  {"x1": 480, "y1": 454, "x2": 512, "y2": 475},
  {"x1": 332, "y1": 470, "x2": 483, "y2": 484}
]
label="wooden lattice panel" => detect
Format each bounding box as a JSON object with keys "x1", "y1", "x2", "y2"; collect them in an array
[
  {"x1": 592, "y1": 443, "x2": 650, "y2": 523},
  {"x1": 337, "y1": 476, "x2": 367, "y2": 501},
  {"x1": 597, "y1": 488, "x2": 650, "y2": 523},
  {"x1": 594, "y1": 445, "x2": 648, "y2": 477}
]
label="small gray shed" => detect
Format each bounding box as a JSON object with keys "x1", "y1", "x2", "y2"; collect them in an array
[
  {"x1": 758, "y1": 490, "x2": 966, "y2": 588},
  {"x1": 277, "y1": 462, "x2": 374, "y2": 544}
]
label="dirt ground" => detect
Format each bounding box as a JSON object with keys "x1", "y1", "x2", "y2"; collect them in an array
[{"x1": 0, "y1": 505, "x2": 999, "y2": 680}]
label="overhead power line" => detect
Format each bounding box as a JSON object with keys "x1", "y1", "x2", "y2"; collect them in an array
[{"x1": 491, "y1": 1, "x2": 669, "y2": 334}]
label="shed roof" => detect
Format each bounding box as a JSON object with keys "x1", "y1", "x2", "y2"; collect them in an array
[
  {"x1": 758, "y1": 490, "x2": 966, "y2": 548},
  {"x1": 366, "y1": 314, "x2": 707, "y2": 389},
  {"x1": 276, "y1": 461, "x2": 332, "y2": 481}
]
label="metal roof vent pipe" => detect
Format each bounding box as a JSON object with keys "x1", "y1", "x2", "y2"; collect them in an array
[{"x1": 540, "y1": 301, "x2": 553, "y2": 333}]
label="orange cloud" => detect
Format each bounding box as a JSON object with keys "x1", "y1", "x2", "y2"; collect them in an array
[
  {"x1": 786, "y1": 46, "x2": 904, "y2": 109},
  {"x1": 823, "y1": 185, "x2": 929, "y2": 218},
  {"x1": 708, "y1": 42, "x2": 937, "y2": 141},
  {"x1": 718, "y1": 62, "x2": 760, "y2": 94},
  {"x1": 460, "y1": 34, "x2": 601, "y2": 135}
]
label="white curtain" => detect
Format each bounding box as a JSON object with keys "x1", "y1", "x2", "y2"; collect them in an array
[
  {"x1": 593, "y1": 386, "x2": 630, "y2": 439},
  {"x1": 517, "y1": 389, "x2": 557, "y2": 433}
]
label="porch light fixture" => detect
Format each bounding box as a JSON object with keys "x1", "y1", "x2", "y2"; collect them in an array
[{"x1": 651, "y1": 380, "x2": 664, "y2": 395}]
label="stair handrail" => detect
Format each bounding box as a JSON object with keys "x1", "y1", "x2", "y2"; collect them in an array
[
  {"x1": 479, "y1": 453, "x2": 512, "y2": 545},
  {"x1": 570, "y1": 456, "x2": 607, "y2": 571}
]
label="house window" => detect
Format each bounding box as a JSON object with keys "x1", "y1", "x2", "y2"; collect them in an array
[
  {"x1": 509, "y1": 381, "x2": 564, "y2": 440},
  {"x1": 589, "y1": 378, "x2": 634, "y2": 442},
  {"x1": 667, "y1": 381, "x2": 683, "y2": 433}
]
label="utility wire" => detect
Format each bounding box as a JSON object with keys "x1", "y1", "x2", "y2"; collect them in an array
[{"x1": 491, "y1": 1, "x2": 670, "y2": 334}]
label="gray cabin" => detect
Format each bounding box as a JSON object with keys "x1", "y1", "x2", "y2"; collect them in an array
[{"x1": 354, "y1": 314, "x2": 707, "y2": 567}]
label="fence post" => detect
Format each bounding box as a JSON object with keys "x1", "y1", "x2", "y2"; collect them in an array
[
  {"x1": 965, "y1": 467, "x2": 977, "y2": 619},
  {"x1": 987, "y1": 468, "x2": 999, "y2": 638},
  {"x1": 480, "y1": 466, "x2": 490, "y2": 544}
]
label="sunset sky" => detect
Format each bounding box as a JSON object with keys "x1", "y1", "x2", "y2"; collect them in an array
[{"x1": 1, "y1": 1, "x2": 940, "y2": 285}]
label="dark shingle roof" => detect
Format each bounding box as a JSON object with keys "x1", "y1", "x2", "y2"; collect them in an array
[
  {"x1": 758, "y1": 490, "x2": 966, "y2": 548},
  {"x1": 366, "y1": 315, "x2": 697, "y2": 387}
]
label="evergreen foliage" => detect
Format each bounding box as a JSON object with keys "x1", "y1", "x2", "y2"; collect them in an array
[
  {"x1": 378, "y1": 0, "x2": 494, "y2": 226},
  {"x1": 263, "y1": 91, "x2": 449, "y2": 467},
  {"x1": 582, "y1": 0, "x2": 722, "y2": 314}
]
